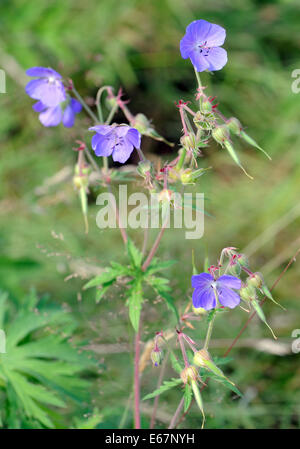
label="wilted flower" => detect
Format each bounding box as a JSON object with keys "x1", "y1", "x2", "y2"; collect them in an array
[
  {"x1": 89, "y1": 125, "x2": 141, "y2": 164},
  {"x1": 33, "y1": 98, "x2": 82, "y2": 128},
  {"x1": 25, "y1": 67, "x2": 66, "y2": 107},
  {"x1": 180, "y1": 19, "x2": 227, "y2": 72},
  {"x1": 191, "y1": 273, "x2": 241, "y2": 310}
]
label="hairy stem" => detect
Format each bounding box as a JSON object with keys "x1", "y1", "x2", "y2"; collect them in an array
[
  {"x1": 149, "y1": 350, "x2": 169, "y2": 429},
  {"x1": 72, "y1": 86, "x2": 99, "y2": 123},
  {"x1": 203, "y1": 313, "x2": 216, "y2": 351},
  {"x1": 168, "y1": 396, "x2": 184, "y2": 429},
  {"x1": 141, "y1": 222, "x2": 167, "y2": 272}
]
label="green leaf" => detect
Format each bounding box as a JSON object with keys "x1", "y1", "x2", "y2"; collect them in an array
[
  {"x1": 128, "y1": 281, "x2": 143, "y2": 332},
  {"x1": 240, "y1": 131, "x2": 271, "y2": 160},
  {"x1": 142, "y1": 378, "x2": 182, "y2": 401},
  {"x1": 170, "y1": 351, "x2": 184, "y2": 374},
  {"x1": 184, "y1": 383, "x2": 192, "y2": 412},
  {"x1": 0, "y1": 291, "x2": 97, "y2": 428},
  {"x1": 260, "y1": 285, "x2": 286, "y2": 310},
  {"x1": 224, "y1": 140, "x2": 253, "y2": 180},
  {"x1": 252, "y1": 299, "x2": 277, "y2": 339},
  {"x1": 83, "y1": 269, "x2": 118, "y2": 290},
  {"x1": 146, "y1": 276, "x2": 179, "y2": 322},
  {"x1": 146, "y1": 258, "x2": 177, "y2": 275},
  {"x1": 210, "y1": 373, "x2": 243, "y2": 397},
  {"x1": 127, "y1": 238, "x2": 143, "y2": 269}
]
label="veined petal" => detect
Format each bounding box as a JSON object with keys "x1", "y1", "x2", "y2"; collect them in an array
[
  {"x1": 26, "y1": 67, "x2": 62, "y2": 79},
  {"x1": 191, "y1": 273, "x2": 213, "y2": 288},
  {"x1": 115, "y1": 125, "x2": 131, "y2": 137},
  {"x1": 93, "y1": 136, "x2": 114, "y2": 157},
  {"x1": 62, "y1": 104, "x2": 76, "y2": 128},
  {"x1": 32, "y1": 101, "x2": 46, "y2": 112},
  {"x1": 189, "y1": 50, "x2": 210, "y2": 72},
  {"x1": 206, "y1": 47, "x2": 227, "y2": 71},
  {"x1": 39, "y1": 105, "x2": 62, "y2": 127},
  {"x1": 180, "y1": 35, "x2": 196, "y2": 59},
  {"x1": 26, "y1": 78, "x2": 66, "y2": 107},
  {"x1": 112, "y1": 141, "x2": 134, "y2": 163},
  {"x1": 70, "y1": 98, "x2": 82, "y2": 114},
  {"x1": 218, "y1": 275, "x2": 241, "y2": 290},
  {"x1": 89, "y1": 125, "x2": 112, "y2": 135},
  {"x1": 218, "y1": 286, "x2": 240, "y2": 309},
  {"x1": 192, "y1": 287, "x2": 216, "y2": 310},
  {"x1": 203, "y1": 23, "x2": 226, "y2": 47},
  {"x1": 185, "y1": 20, "x2": 213, "y2": 45},
  {"x1": 126, "y1": 128, "x2": 141, "y2": 149}
]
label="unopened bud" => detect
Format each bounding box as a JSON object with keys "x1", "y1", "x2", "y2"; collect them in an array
[
  {"x1": 158, "y1": 189, "x2": 173, "y2": 203},
  {"x1": 193, "y1": 349, "x2": 210, "y2": 368},
  {"x1": 133, "y1": 113, "x2": 150, "y2": 134},
  {"x1": 73, "y1": 164, "x2": 90, "y2": 190},
  {"x1": 201, "y1": 98, "x2": 213, "y2": 113},
  {"x1": 151, "y1": 347, "x2": 163, "y2": 367},
  {"x1": 240, "y1": 284, "x2": 256, "y2": 302},
  {"x1": 228, "y1": 262, "x2": 241, "y2": 276},
  {"x1": 192, "y1": 306, "x2": 207, "y2": 316},
  {"x1": 193, "y1": 111, "x2": 213, "y2": 130},
  {"x1": 137, "y1": 160, "x2": 152, "y2": 178},
  {"x1": 180, "y1": 365, "x2": 198, "y2": 384},
  {"x1": 227, "y1": 117, "x2": 242, "y2": 135},
  {"x1": 237, "y1": 253, "x2": 249, "y2": 268},
  {"x1": 248, "y1": 272, "x2": 264, "y2": 289},
  {"x1": 105, "y1": 95, "x2": 118, "y2": 110},
  {"x1": 180, "y1": 132, "x2": 197, "y2": 150},
  {"x1": 212, "y1": 125, "x2": 230, "y2": 145}
]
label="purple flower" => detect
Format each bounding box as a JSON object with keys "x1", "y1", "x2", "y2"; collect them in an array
[
  {"x1": 25, "y1": 67, "x2": 66, "y2": 107},
  {"x1": 191, "y1": 273, "x2": 241, "y2": 310},
  {"x1": 180, "y1": 19, "x2": 227, "y2": 72},
  {"x1": 89, "y1": 125, "x2": 141, "y2": 164},
  {"x1": 33, "y1": 98, "x2": 82, "y2": 128}
]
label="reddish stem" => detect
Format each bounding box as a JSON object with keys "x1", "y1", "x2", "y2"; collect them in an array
[
  {"x1": 142, "y1": 223, "x2": 167, "y2": 272},
  {"x1": 134, "y1": 321, "x2": 142, "y2": 429}
]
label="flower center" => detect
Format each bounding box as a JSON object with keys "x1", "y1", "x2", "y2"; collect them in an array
[
  {"x1": 48, "y1": 76, "x2": 56, "y2": 84},
  {"x1": 197, "y1": 41, "x2": 211, "y2": 56}
]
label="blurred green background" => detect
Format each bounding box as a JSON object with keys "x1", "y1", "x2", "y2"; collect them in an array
[{"x1": 0, "y1": 0, "x2": 299, "y2": 429}]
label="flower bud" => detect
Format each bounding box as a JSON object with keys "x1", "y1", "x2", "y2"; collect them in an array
[
  {"x1": 137, "y1": 160, "x2": 152, "y2": 178},
  {"x1": 151, "y1": 347, "x2": 163, "y2": 367},
  {"x1": 73, "y1": 164, "x2": 90, "y2": 190},
  {"x1": 227, "y1": 117, "x2": 242, "y2": 135},
  {"x1": 132, "y1": 113, "x2": 150, "y2": 134},
  {"x1": 180, "y1": 132, "x2": 197, "y2": 150},
  {"x1": 192, "y1": 306, "x2": 207, "y2": 316},
  {"x1": 200, "y1": 98, "x2": 213, "y2": 113},
  {"x1": 237, "y1": 253, "x2": 249, "y2": 268},
  {"x1": 239, "y1": 284, "x2": 256, "y2": 302},
  {"x1": 158, "y1": 188, "x2": 173, "y2": 203},
  {"x1": 212, "y1": 125, "x2": 230, "y2": 145},
  {"x1": 193, "y1": 349, "x2": 210, "y2": 368},
  {"x1": 193, "y1": 111, "x2": 213, "y2": 130},
  {"x1": 248, "y1": 272, "x2": 264, "y2": 289},
  {"x1": 105, "y1": 95, "x2": 118, "y2": 110},
  {"x1": 227, "y1": 262, "x2": 241, "y2": 276},
  {"x1": 180, "y1": 365, "x2": 198, "y2": 384}
]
